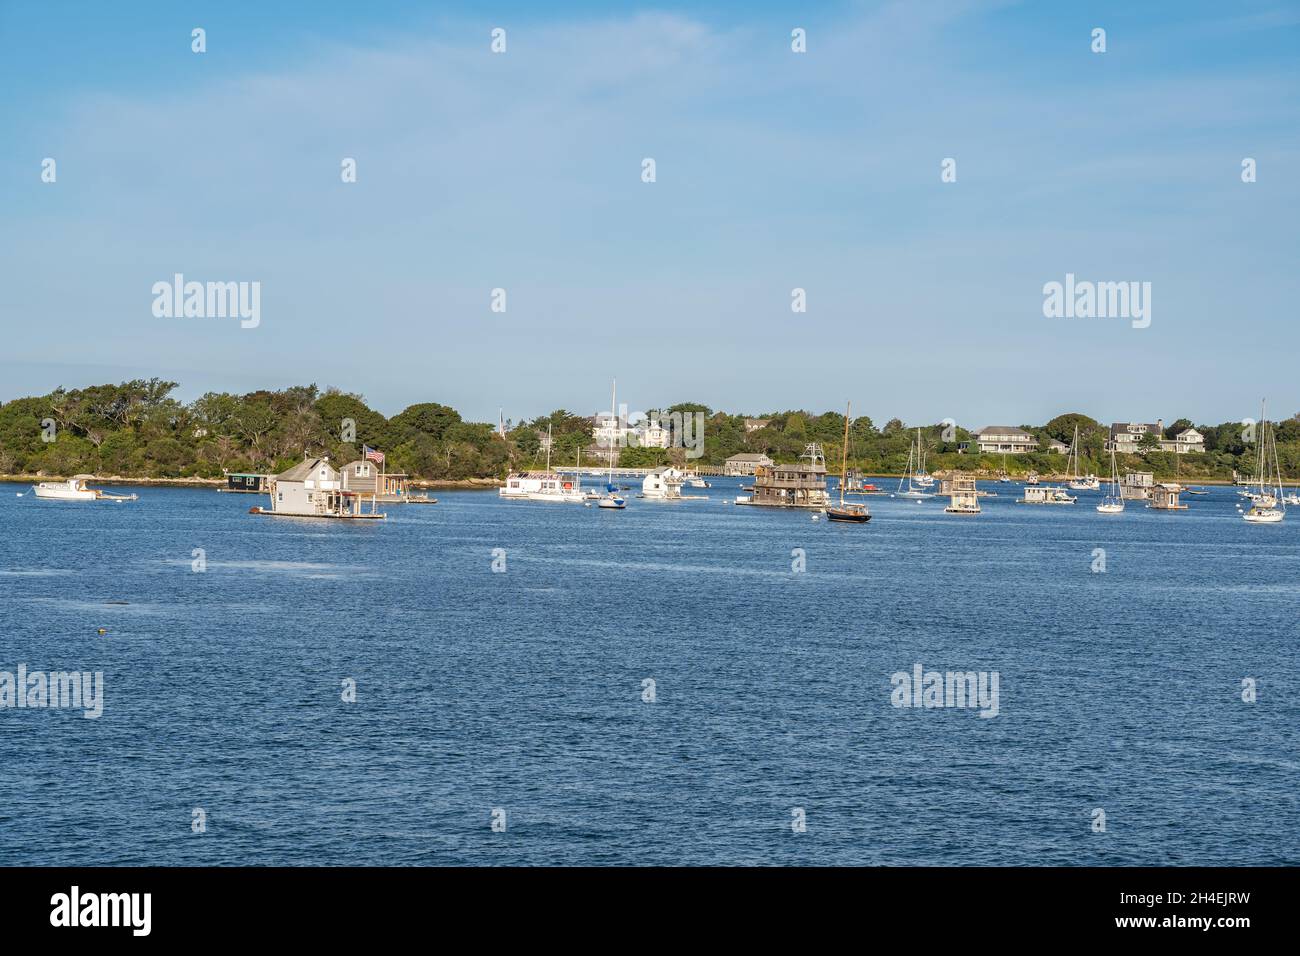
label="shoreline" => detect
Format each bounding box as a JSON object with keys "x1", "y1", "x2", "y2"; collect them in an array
[
  {"x1": 0, "y1": 474, "x2": 504, "y2": 490},
  {"x1": 0, "y1": 472, "x2": 1247, "y2": 489}
]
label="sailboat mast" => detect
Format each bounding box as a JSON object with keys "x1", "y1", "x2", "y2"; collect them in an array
[
  {"x1": 840, "y1": 401, "x2": 851, "y2": 507},
  {"x1": 1259, "y1": 399, "x2": 1267, "y2": 496},
  {"x1": 609, "y1": 378, "x2": 617, "y2": 482}
]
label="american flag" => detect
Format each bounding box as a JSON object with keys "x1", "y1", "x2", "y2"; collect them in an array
[{"x1": 363, "y1": 444, "x2": 385, "y2": 465}]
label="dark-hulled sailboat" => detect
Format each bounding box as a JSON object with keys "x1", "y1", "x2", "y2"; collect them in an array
[{"x1": 827, "y1": 401, "x2": 871, "y2": 523}]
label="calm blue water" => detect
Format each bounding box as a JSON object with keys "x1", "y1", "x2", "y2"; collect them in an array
[{"x1": 0, "y1": 478, "x2": 1296, "y2": 866}]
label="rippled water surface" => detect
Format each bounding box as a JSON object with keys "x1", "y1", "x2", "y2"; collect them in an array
[{"x1": 0, "y1": 479, "x2": 1296, "y2": 865}]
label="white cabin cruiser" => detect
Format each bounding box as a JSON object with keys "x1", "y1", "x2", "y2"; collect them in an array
[
  {"x1": 32, "y1": 475, "x2": 137, "y2": 502},
  {"x1": 498, "y1": 471, "x2": 586, "y2": 503}
]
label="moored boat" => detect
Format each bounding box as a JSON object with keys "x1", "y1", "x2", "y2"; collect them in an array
[
  {"x1": 32, "y1": 475, "x2": 138, "y2": 502},
  {"x1": 1096, "y1": 447, "x2": 1125, "y2": 513},
  {"x1": 826, "y1": 402, "x2": 871, "y2": 523},
  {"x1": 500, "y1": 424, "x2": 586, "y2": 502},
  {"x1": 1240, "y1": 400, "x2": 1285, "y2": 524}
]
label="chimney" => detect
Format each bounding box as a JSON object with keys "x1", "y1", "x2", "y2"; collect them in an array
[{"x1": 1157, "y1": 418, "x2": 1163, "y2": 435}]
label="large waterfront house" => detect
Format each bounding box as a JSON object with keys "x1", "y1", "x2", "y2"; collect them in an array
[
  {"x1": 736, "y1": 444, "x2": 830, "y2": 509},
  {"x1": 975, "y1": 426, "x2": 1038, "y2": 454},
  {"x1": 339, "y1": 459, "x2": 411, "y2": 499},
  {"x1": 724, "y1": 452, "x2": 775, "y2": 476},
  {"x1": 591, "y1": 412, "x2": 670, "y2": 450},
  {"x1": 1107, "y1": 421, "x2": 1205, "y2": 454}
]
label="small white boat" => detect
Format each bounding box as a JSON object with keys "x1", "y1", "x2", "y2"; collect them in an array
[
  {"x1": 1284, "y1": 493, "x2": 1300, "y2": 506},
  {"x1": 32, "y1": 476, "x2": 137, "y2": 502},
  {"x1": 1065, "y1": 426, "x2": 1100, "y2": 490},
  {"x1": 1241, "y1": 400, "x2": 1285, "y2": 525},
  {"x1": 896, "y1": 432, "x2": 936, "y2": 498},
  {"x1": 685, "y1": 477, "x2": 711, "y2": 489},
  {"x1": 594, "y1": 381, "x2": 627, "y2": 510},
  {"x1": 1096, "y1": 447, "x2": 1125, "y2": 513}
]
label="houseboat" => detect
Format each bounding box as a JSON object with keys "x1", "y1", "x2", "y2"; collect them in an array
[
  {"x1": 1147, "y1": 483, "x2": 1188, "y2": 511},
  {"x1": 735, "y1": 443, "x2": 831, "y2": 509},
  {"x1": 1121, "y1": 471, "x2": 1156, "y2": 501},
  {"x1": 640, "y1": 467, "x2": 706, "y2": 500},
  {"x1": 218, "y1": 472, "x2": 273, "y2": 494},
  {"x1": 339, "y1": 459, "x2": 436, "y2": 503},
  {"x1": 499, "y1": 471, "x2": 586, "y2": 503},
  {"x1": 500, "y1": 424, "x2": 589, "y2": 503},
  {"x1": 1018, "y1": 485, "x2": 1077, "y2": 505},
  {"x1": 944, "y1": 473, "x2": 981, "y2": 514},
  {"x1": 251, "y1": 457, "x2": 386, "y2": 519}
]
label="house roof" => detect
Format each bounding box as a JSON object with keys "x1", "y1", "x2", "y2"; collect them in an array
[
  {"x1": 976, "y1": 426, "x2": 1034, "y2": 438},
  {"x1": 727, "y1": 453, "x2": 772, "y2": 461},
  {"x1": 1109, "y1": 422, "x2": 1161, "y2": 438},
  {"x1": 276, "y1": 457, "x2": 335, "y2": 481}
]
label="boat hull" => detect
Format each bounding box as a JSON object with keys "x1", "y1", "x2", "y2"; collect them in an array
[
  {"x1": 826, "y1": 509, "x2": 870, "y2": 522},
  {"x1": 33, "y1": 482, "x2": 98, "y2": 501}
]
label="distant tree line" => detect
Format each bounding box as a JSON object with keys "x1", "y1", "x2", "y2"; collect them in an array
[{"x1": 1, "y1": 381, "x2": 1296, "y2": 481}]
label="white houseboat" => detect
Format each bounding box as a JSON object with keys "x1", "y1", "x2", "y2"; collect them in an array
[
  {"x1": 499, "y1": 424, "x2": 588, "y2": 503},
  {"x1": 1018, "y1": 485, "x2": 1077, "y2": 505},
  {"x1": 252, "y1": 457, "x2": 385, "y2": 519}
]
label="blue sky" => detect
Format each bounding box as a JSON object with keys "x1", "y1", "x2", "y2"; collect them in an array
[{"x1": 1, "y1": 0, "x2": 1297, "y2": 427}]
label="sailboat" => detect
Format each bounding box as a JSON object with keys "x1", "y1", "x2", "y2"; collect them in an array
[
  {"x1": 896, "y1": 433, "x2": 935, "y2": 498},
  {"x1": 1242, "y1": 400, "x2": 1284, "y2": 523},
  {"x1": 1067, "y1": 425, "x2": 1100, "y2": 490},
  {"x1": 997, "y1": 454, "x2": 1012, "y2": 483},
  {"x1": 827, "y1": 402, "x2": 870, "y2": 523},
  {"x1": 1096, "y1": 446, "x2": 1124, "y2": 513},
  {"x1": 911, "y1": 428, "x2": 935, "y2": 487},
  {"x1": 596, "y1": 380, "x2": 626, "y2": 509}
]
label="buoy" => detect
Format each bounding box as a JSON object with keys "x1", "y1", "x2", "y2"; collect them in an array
[{"x1": 96, "y1": 628, "x2": 107, "y2": 635}]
